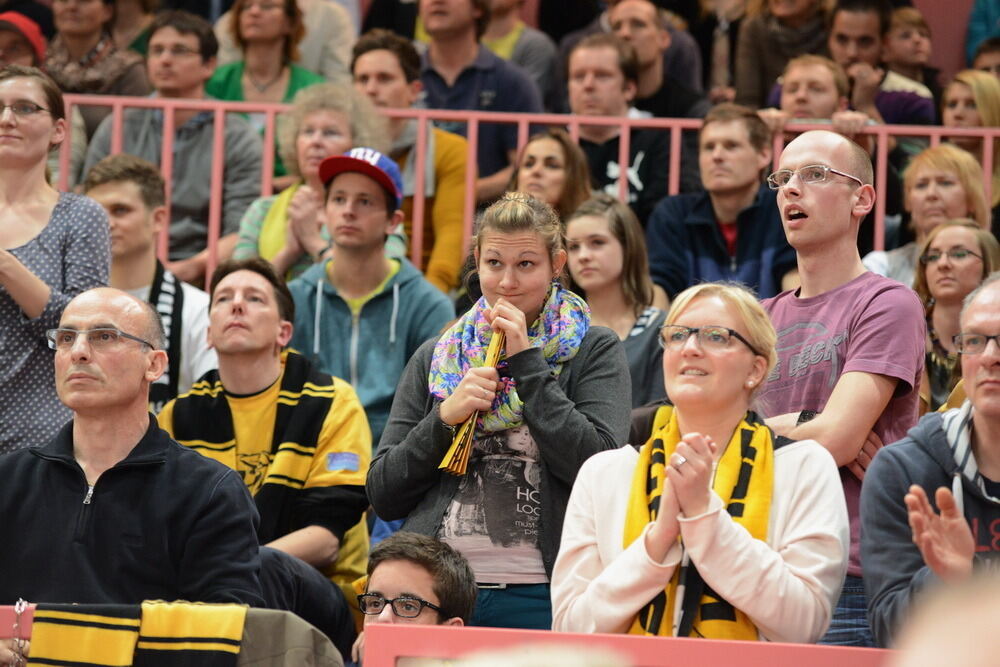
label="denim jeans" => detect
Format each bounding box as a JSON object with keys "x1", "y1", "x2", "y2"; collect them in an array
[
  {"x1": 470, "y1": 583, "x2": 552, "y2": 630},
  {"x1": 819, "y1": 575, "x2": 875, "y2": 647}
]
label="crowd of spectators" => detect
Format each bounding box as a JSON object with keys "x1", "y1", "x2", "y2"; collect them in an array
[{"x1": 1, "y1": 0, "x2": 1000, "y2": 663}]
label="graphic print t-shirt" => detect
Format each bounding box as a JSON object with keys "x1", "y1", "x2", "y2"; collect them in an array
[
  {"x1": 759, "y1": 271, "x2": 925, "y2": 575},
  {"x1": 439, "y1": 424, "x2": 546, "y2": 583}
]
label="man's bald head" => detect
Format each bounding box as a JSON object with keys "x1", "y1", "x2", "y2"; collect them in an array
[
  {"x1": 64, "y1": 288, "x2": 165, "y2": 350},
  {"x1": 783, "y1": 130, "x2": 872, "y2": 185}
]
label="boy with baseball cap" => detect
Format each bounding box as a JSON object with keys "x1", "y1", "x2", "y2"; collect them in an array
[{"x1": 289, "y1": 148, "x2": 454, "y2": 452}]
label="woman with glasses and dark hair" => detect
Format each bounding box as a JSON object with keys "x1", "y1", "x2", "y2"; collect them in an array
[
  {"x1": 552, "y1": 281, "x2": 849, "y2": 642},
  {"x1": 863, "y1": 144, "x2": 990, "y2": 288},
  {"x1": 913, "y1": 220, "x2": 1000, "y2": 413},
  {"x1": 0, "y1": 65, "x2": 109, "y2": 454}
]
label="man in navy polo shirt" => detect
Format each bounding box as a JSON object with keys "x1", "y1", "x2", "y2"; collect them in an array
[{"x1": 418, "y1": 0, "x2": 542, "y2": 203}]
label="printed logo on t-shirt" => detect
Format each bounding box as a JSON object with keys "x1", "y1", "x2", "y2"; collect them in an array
[
  {"x1": 766, "y1": 321, "x2": 848, "y2": 389},
  {"x1": 603, "y1": 150, "x2": 647, "y2": 204}
]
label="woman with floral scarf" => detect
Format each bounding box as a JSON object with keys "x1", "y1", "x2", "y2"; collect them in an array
[{"x1": 367, "y1": 192, "x2": 631, "y2": 630}]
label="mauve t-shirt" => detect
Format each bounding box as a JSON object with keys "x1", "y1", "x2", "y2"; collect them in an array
[{"x1": 760, "y1": 271, "x2": 925, "y2": 576}]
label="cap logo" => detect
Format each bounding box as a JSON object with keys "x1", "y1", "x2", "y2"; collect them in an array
[{"x1": 348, "y1": 147, "x2": 385, "y2": 166}]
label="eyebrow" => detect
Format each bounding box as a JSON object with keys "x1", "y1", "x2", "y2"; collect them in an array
[{"x1": 58, "y1": 322, "x2": 120, "y2": 331}]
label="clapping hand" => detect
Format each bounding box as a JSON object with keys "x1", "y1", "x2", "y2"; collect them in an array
[{"x1": 904, "y1": 484, "x2": 975, "y2": 583}]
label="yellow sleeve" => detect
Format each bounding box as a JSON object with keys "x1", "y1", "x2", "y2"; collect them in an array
[
  {"x1": 425, "y1": 129, "x2": 472, "y2": 293},
  {"x1": 156, "y1": 399, "x2": 177, "y2": 438},
  {"x1": 303, "y1": 377, "x2": 372, "y2": 489}
]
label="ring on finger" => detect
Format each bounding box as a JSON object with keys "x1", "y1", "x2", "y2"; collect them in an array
[{"x1": 673, "y1": 455, "x2": 687, "y2": 469}]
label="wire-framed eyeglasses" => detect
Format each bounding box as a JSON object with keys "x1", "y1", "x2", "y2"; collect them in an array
[
  {"x1": 919, "y1": 248, "x2": 983, "y2": 265},
  {"x1": 46, "y1": 327, "x2": 156, "y2": 351},
  {"x1": 357, "y1": 593, "x2": 443, "y2": 619},
  {"x1": 0, "y1": 102, "x2": 49, "y2": 118},
  {"x1": 659, "y1": 325, "x2": 762, "y2": 356},
  {"x1": 766, "y1": 164, "x2": 865, "y2": 190}
]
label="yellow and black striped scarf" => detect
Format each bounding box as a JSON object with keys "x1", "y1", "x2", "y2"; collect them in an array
[
  {"x1": 624, "y1": 404, "x2": 775, "y2": 640},
  {"x1": 169, "y1": 350, "x2": 335, "y2": 543},
  {"x1": 27, "y1": 601, "x2": 245, "y2": 666}
]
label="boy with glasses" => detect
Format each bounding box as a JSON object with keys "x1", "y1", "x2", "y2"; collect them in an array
[
  {"x1": 862, "y1": 275, "x2": 1000, "y2": 647},
  {"x1": 353, "y1": 532, "x2": 476, "y2": 664},
  {"x1": 756, "y1": 129, "x2": 924, "y2": 647}
]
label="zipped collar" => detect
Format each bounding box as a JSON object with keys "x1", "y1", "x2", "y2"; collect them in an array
[{"x1": 31, "y1": 414, "x2": 170, "y2": 469}]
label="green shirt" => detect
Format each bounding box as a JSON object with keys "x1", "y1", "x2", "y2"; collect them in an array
[{"x1": 205, "y1": 62, "x2": 325, "y2": 177}]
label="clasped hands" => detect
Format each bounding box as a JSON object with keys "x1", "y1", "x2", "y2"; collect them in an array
[
  {"x1": 646, "y1": 433, "x2": 719, "y2": 561},
  {"x1": 438, "y1": 298, "x2": 530, "y2": 426}
]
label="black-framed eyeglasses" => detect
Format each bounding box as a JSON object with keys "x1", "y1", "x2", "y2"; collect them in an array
[
  {"x1": 953, "y1": 333, "x2": 1000, "y2": 355},
  {"x1": 358, "y1": 593, "x2": 443, "y2": 619},
  {"x1": 766, "y1": 164, "x2": 865, "y2": 190},
  {"x1": 0, "y1": 102, "x2": 49, "y2": 118},
  {"x1": 46, "y1": 327, "x2": 156, "y2": 351},
  {"x1": 659, "y1": 325, "x2": 763, "y2": 356},
  {"x1": 919, "y1": 248, "x2": 983, "y2": 265}
]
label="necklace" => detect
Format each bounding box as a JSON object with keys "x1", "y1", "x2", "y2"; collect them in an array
[{"x1": 245, "y1": 65, "x2": 285, "y2": 94}]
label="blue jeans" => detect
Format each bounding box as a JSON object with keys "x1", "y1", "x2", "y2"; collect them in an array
[
  {"x1": 470, "y1": 583, "x2": 552, "y2": 630},
  {"x1": 820, "y1": 575, "x2": 875, "y2": 647}
]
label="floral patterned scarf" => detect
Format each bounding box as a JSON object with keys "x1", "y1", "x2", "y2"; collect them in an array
[{"x1": 428, "y1": 283, "x2": 590, "y2": 433}]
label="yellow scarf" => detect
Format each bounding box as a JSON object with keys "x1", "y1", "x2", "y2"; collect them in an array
[
  {"x1": 623, "y1": 404, "x2": 774, "y2": 640},
  {"x1": 258, "y1": 182, "x2": 300, "y2": 263}
]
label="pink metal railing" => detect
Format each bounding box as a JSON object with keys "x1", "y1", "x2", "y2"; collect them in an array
[{"x1": 61, "y1": 94, "x2": 1000, "y2": 284}]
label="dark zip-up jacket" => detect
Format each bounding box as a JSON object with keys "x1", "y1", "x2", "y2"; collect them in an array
[
  {"x1": 862, "y1": 411, "x2": 1000, "y2": 647},
  {"x1": 646, "y1": 184, "x2": 796, "y2": 300},
  {"x1": 0, "y1": 415, "x2": 264, "y2": 606}
]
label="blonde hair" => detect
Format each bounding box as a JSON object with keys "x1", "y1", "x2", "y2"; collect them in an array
[
  {"x1": 903, "y1": 144, "x2": 990, "y2": 229},
  {"x1": 664, "y1": 282, "x2": 778, "y2": 389},
  {"x1": 277, "y1": 83, "x2": 388, "y2": 180},
  {"x1": 947, "y1": 70, "x2": 1000, "y2": 207},
  {"x1": 913, "y1": 219, "x2": 1000, "y2": 308},
  {"x1": 474, "y1": 191, "x2": 564, "y2": 262}
]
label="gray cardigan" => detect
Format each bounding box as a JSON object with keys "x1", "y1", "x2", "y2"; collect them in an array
[{"x1": 368, "y1": 325, "x2": 631, "y2": 577}]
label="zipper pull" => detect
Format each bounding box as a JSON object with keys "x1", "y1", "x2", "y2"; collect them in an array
[{"x1": 83, "y1": 485, "x2": 94, "y2": 505}]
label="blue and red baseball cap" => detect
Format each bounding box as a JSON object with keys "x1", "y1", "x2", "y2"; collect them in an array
[{"x1": 319, "y1": 147, "x2": 403, "y2": 211}]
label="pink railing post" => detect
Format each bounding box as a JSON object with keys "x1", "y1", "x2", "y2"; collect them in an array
[
  {"x1": 411, "y1": 115, "x2": 429, "y2": 270},
  {"x1": 874, "y1": 128, "x2": 889, "y2": 251},
  {"x1": 517, "y1": 118, "x2": 529, "y2": 152},
  {"x1": 158, "y1": 105, "x2": 176, "y2": 263},
  {"x1": 463, "y1": 118, "x2": 480, "y2": 251},
  {"x1": 57, "y1": 98, "x2": 74, "y2": 192},
  {"x1": 109, "y1": 101, "x2": 124, "y2": 156},
  {"x1": 205, "y1": 106, "x2": 228, "y2": 284},
  {"x1": 668, "y1": 124, "x2": 682, "y2": 196},
  {"x1": 616, "y1": 119, "x2": 630, "y2": 204},
  {"x1": 260, "y1": 109, "x2": 276, "y2": 196},
  {"x1": 983, "y1": 135, "x2": 994, "y2": 208}
]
